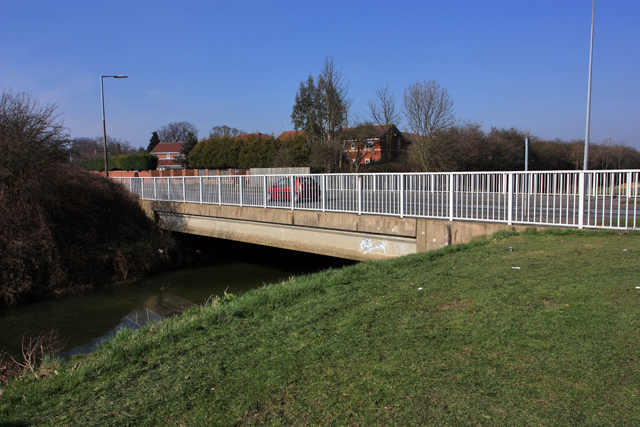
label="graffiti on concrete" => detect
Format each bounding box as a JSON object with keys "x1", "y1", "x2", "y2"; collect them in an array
[{"x1": 360, "y1": 239, "x2": 386, "y2": 255}]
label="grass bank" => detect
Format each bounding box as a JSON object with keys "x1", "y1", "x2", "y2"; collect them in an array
[{"x1": 1, "y1": 229, "x2": 639, "y2": 425}]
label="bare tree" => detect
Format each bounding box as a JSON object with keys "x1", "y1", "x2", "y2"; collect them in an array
[
  {"x1": 317, "y1": 57, "x2": 351, "y2": 146},
  {"x1": 70, "y1": 137, "x2": 101, "y2": 161},
  {"x1": 0, "y1": 89, "x2": 70, "y2": 185},
  {"x1": 157, "y1": 121, "x2": 198, "y2": 142},
  {"x1": 368, "y1": 84, "x2": 402, "y2": 170},
  {"x1": 291, "y1": 57, "x2": 351, "y2": 172},
  {"x1": 402, "y1": 80, "x2": 455, "y2": 171},
  {"x1": 368, "y1": 84, "x2": 402, "y2": 128},
  {"x1": 209, "y1": 125, "x2": 244, "y2": 138}
]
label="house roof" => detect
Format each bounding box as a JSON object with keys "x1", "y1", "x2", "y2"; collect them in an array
[
  {"x1": 401, "y1": 132, "x2": 420, "y2": 143},
  {"x1": 235, "y1": 133, "x2": 272, "y2": 141},
  {"x1": 277, "y1": 130, "x2": 305, "y2": 140},
  {"x1": 342, "y1": 124, "x2": 402, "y2": 139},
  {"x1": 151, "y1": 142, "x2": 184, "y2": 154}
]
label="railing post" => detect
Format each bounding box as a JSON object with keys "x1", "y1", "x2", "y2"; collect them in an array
[
  {"x1": 578, "y1": 172, "x2": 585, "y2": 229},
  {"x1": 141, "y1": 178, "x2": 145, "y2": 200},
  {"x1": 199, "y1": 176, "x2": 203, "y2": 204},
  {"x1": 218, "y1": 176, "x2": 222, "y2": 205},
  {"x1": 449, "y1": 173, "x2": 454, "y2": 221},
  {"x1": 322, "y1": 174, "x2": 326, "y2": 212},
  {"x1": 400, "y1": 174, "x2": 405, "y2": 218},
  {"x1": 263, "y1": 175, "x2": 267, "y2": 208},
  {"x1": 154, "y1": 177, "x2": 157, "y2": 200},
  {"x1": 182, "y1": 177, "x2": 186, "y2": 202},
  {"x1": 167, "y1": 178, "x2": 171, "y2": 201},
  {"x1": 357, "y1": 175, "x2": 362, "y2": 215},
  {"x1": 240, "y1": 176, "x2": 244, "y2": 207},
  {"x1": 290, "y1": 175, "x2": 294, "y2": 210},
  {"x1": 508, "y1": 173, "x2": 513, "y2": 225}
]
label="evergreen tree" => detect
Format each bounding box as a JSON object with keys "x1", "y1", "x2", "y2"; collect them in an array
[
  {"x1": 147, "y1": 131, "x2": 160, "y2": 152},
  {"x1": 291, "y1": 57, "x2": 351, "y2": 172},
  {"x1": 174, "y1": 133, "x2": 198, "y2": 168}
]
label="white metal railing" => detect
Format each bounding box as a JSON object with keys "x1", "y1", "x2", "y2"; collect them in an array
[{"x1": 115, "y1": 170, "x2": 640, "y2": 230}]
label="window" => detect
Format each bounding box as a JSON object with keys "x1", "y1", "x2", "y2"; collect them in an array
[
  {"x1": 365, "y1": 139, "x2": 374, "y2": 149},
  {"x1": 351, "y1": 142, "x2": 355, "y2": 149},
  {"x1": 364, "y1": 159, "x2": 371, "y2": 164},
  {"x1": 166, "y1": 154, "x2": 171, "y2": 159}
]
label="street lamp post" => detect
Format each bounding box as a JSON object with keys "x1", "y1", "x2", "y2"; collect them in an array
[
  {"x1": 101, "y1": 75, "x2": 128, "y2": 177},
  {"x1": 583, "y1": 0, "x2": 595, "y2": 171}
]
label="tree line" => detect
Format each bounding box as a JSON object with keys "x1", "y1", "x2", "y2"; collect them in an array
[
  {"x1": 73, "y1": 57, "x2": 640, "y2": 173},
  {"x1": 187, "y1": 53, "x2": 640, "y2": 172},
  {"x1": 189, "y1": 133, "x2": 309, "y2": 170}
]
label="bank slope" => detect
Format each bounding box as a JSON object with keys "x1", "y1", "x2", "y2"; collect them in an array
[{"x1": 1, "y1": 229, "x2": 640, "y2": 426}]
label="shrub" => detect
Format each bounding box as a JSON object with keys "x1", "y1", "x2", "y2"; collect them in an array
[
  {"x1": 0, "y1": 89, "x2": 174, "y2": 307},
  {"x1": 80, "y1": 153, "x2": 158, "y2": 171}
]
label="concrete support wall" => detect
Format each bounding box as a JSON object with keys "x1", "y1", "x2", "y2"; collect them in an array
[{"x1": 140, "y1": 200, "x2": 535, "y2": 260}]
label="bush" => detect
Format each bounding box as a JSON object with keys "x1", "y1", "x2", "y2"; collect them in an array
[
  {"x1": 0, "y1": 89, "x2": 174, "y2": 307},
  {"x1": 80, "y1": 153, "x2": 158, "y2": 171}
]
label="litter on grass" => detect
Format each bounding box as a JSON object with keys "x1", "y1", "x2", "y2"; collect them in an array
[{"x1": 512, "y1": 267, "x2": 521, "y2": 269}]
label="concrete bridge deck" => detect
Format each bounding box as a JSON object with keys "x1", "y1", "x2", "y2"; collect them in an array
[{"x1": 141, "y1": 200, "x2": 533, "y2": 261}]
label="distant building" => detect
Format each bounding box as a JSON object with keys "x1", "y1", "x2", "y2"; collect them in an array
[
  {"x1": 150, "y1": 142, "x2": 185, "y2": 170},
  {"x1": 343, "y1": 124, "x2": 409, "y2": 164},
  {"x1": 276, "y1": 130, "x2": 305, "y2": 140}
]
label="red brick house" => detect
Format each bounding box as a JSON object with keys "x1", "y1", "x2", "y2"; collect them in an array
[
  {"x1": 343, "y1": 124, "x2": 408, "y2": 164},
  {"x1": 277, "y1": 130, "x2": 305, "y2": 140},
  {"x1": 150, "y1": 142, "x2": 185, "y2": 170}
]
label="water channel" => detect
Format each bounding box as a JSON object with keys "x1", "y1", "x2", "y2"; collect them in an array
[{"x1": 0, "y1": 235, "x2": 352, "y2": 359}]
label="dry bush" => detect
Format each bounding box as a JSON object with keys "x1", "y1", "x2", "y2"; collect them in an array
[{"x1": 1, "y1": 88, "x2": 176, "y2": 307}]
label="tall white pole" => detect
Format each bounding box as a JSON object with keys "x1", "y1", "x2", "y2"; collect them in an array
[
  {"x1": 525, "y1": 137, "x2": 529, "y2": 172},
  {"x1": 583, "y1": 0, "x2": 595, "y2": 171}
]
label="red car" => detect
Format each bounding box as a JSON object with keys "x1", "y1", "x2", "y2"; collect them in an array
[{"x1": 267, "y1": 177, "x2": 320, "y2": 202}]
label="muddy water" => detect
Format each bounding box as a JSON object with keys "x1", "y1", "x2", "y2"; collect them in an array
[{"x1": 0, "y1": 240, "x2": 351, "y2": 358}]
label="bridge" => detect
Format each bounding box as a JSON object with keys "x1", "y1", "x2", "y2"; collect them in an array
[{"x1": 116, "y1": 170, "x2": 640, "y2": 261}]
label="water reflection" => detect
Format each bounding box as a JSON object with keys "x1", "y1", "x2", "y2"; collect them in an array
[
  {"x1": 1, "y1": 245, "x2": 352, "y2": 359},
  {"x1": 65, "y1": 292, "x2": 194, "y2": 357}
]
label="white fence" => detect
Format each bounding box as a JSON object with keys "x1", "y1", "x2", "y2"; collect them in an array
[{"x1": 115, "y1": 170, "x2": 640, "y2": 230}]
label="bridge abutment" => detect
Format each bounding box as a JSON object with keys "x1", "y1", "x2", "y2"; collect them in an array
[{"x1": 140, "y1": 200, "x2": 535, "y2": 261}]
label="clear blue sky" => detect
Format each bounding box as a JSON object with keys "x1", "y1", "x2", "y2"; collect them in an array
[{"x1": 2, "y1": 0, "x2": 638, "y2": 150}]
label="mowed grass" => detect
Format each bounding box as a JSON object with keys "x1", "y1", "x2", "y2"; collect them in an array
[{"x1": 2, "y1": 229, "x2": 640, "y2": 426}]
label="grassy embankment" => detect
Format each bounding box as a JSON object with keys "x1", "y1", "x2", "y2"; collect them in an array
[{"x1": 1, "y1": 228, "x2": 639, "y2": 426}]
